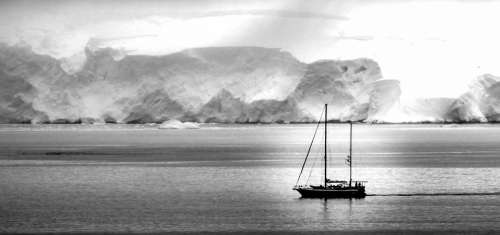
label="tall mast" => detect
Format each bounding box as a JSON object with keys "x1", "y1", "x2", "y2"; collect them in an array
[
  {"x1": 324, "y1": 104, "x2": 327, "y2": 188},
  {"x1": 349, "y1": 121, "x2": 353, "y2": 187}
]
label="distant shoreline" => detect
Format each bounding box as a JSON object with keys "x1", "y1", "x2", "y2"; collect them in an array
[{"x1": 1, "y1": 121, "x2": 499, "y2": 125}]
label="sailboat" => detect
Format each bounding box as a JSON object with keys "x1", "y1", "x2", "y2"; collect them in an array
[{"x1": 293, "y1": 104, "x2": 367, "y2": 198}]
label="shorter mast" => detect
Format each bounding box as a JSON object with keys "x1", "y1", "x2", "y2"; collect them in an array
[
  {"x1": 349, "y1": 121, "x2": 352, "y2": 187},
  {"x1": 324, "y1": 104, "x2": 327, "y2": 188}
]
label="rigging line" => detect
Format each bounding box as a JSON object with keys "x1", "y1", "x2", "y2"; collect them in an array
[
  {"x1": 305, "y1": 146, "x2": 320, "y2": 185},
  {"x1": 305, "y1": 135, "x2": 324, "y2": 185},
  {"x1": 295, "y1": 107, "x2": 325, "y2": 186}
]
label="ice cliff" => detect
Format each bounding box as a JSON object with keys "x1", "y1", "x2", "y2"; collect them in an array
[
  {"x1": 0, "y1": 43, "x2": 499, "y2": 123},
  {"x1": 447, "y1": 74, "x2": 500, "y2": 122}
]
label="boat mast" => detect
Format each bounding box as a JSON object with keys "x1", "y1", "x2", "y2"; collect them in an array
[
  {"x1": 349, "y1": 121, "x2": 352, "y2": 187},
  {"x1": 324, "y1": 104, "x2": 327, "y2": 188}
]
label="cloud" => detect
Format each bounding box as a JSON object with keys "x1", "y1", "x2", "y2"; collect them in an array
[
  {"x1": 191, "y1": 9, "x2": 348, "y2": 20},
  {"x1": 87, "y1": 34, "x2": 159, "y2": 49},
  {"x1": 332, "y1": 32, "x2": 374, "y2": 41}
]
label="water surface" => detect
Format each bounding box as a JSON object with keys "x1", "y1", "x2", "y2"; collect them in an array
[{"x1": 1, "y1": 124, "x2": 499, "y2": 233}]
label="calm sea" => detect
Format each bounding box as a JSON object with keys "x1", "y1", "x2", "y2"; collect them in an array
[{"x1": 0, "y1": 124, "x2": 499, "y2": 233}]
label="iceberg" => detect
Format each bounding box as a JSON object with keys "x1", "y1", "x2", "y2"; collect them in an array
[
  {"x1": 158, "y1": 119, "x2": 200, "y2": 129},
  {"x1": 2, "y1": 42, "x2": 500, "y2": 123}
]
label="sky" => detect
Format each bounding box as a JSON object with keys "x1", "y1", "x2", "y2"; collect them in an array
[{"x1": 1, "y1": 0, "x2": 500, "y2": 101}]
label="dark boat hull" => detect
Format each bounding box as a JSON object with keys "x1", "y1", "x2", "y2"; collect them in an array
[{"x1": 295, "y1": 188, "x2": 366, "y2": 198}]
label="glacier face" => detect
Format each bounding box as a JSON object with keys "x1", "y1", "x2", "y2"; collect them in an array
[
  {"x1": 0, "y1": 43, "x2": 499, "y2": 123},
  {"x1": 447, "y1": 74, "x2": 500, "y2": 122}
]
